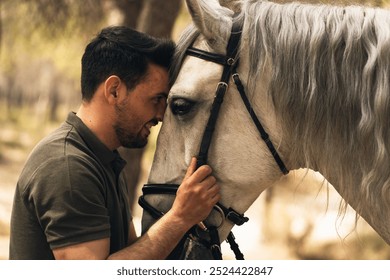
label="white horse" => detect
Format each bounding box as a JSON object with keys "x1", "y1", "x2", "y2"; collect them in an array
[{"x1": 141, "y1": 0, "x2": 390, "y2": 259}]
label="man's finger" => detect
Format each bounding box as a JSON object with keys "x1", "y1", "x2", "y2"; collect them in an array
[{"x1": 184, "y1": 157, "x2": 197, "y2": 180}]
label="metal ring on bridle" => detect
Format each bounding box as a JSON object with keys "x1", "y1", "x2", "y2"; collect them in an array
[
  {"x1": 217, "y1": 81, "x2": 228, "y2": 89},
  {"x1": 210, "y1": 244, "x2": 221, "y2": 253},
  {"x1": 212, "y1": 204, "x2": 226, "y2": 229},
  {"x1": 195, "y1": 203, "x2": 225, "y2": 236},
  {"x1": 227, "y1": 57, "x2": 235, "y2": 65},
  {"x1": 232, "y1": 73, "x2": 240, "y2": 79}
]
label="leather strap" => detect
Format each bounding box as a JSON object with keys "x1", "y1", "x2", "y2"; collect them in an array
[
  {"x1": 190, "y1": 19, "x2": 243, "y2": 169},
  {"x1": 186, "y1": 48, "x2": 228, "y2": 66},
  {"x1": 141, "y1": 184, "x2": 248, "y2": 226},
  {"x1": 232, "y1": 71, "x2": 289, "y2": 175},
  {"x1": 227, "y1": 232, "x2": 244, "y2": 260},
  {"x1": 186, "y1": 28, "x2": 289, "y2": 175},
  {"x1": 139, "y1": 184, "x2": 246, "y2": 260}
]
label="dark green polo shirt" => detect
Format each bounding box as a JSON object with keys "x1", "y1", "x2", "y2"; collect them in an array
[{"x1": 9, "y1": 112, "x2": 131, "y2": 259}]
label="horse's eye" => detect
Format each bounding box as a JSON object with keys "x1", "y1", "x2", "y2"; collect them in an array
[{"x1": 170, "y1": 98, "x2": 195, "y2": 116}]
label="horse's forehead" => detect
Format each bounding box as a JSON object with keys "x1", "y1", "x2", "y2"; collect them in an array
[
  {"x1": 171, "y1": 34, "x2": 226, "y2": 97},
  {"x1": 170, "y1": 55, "x2": 223, "y2": 101}
]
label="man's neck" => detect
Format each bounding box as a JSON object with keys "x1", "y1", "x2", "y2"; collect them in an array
[{"x1": 76, "y1": 102, "x2": 119, "y2": 151}]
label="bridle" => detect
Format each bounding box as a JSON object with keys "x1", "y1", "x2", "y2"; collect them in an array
[{"x1": 139, "y1": 17, "x2": 289, "y2": 260}]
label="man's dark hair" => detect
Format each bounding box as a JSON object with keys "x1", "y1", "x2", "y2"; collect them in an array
[{"x1": 81, "y1": 26, "x2": 175, "y2": 101}]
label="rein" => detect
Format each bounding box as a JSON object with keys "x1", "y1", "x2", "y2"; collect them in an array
[
  {"x1": 139, "y1": 184, "x2": 245, "y2": 260},
  {"x1": 139, "y1": 16, "x2": 288, "y2": 260}
]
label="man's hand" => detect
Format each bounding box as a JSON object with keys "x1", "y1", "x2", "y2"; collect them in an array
[
  {"x1": 55, "y1": 157, "x2": 221, "y2": 260},
  {"x1": 170, "y1": 157, "x2": 221, "y2": 228}
]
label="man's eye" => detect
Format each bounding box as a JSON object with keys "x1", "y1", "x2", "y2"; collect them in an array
[
  {"x1": 169, "y1": 98, "x2": 195, "y2": 116},
  {"x1": 154, "y1": 95, "x2": 167, "y2": 104}
]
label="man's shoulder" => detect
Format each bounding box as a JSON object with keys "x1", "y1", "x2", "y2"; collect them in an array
[
  {"x1": 25, "y1": 122, "x2": 87, "y2": 167},
  {"x1": 17, "y1": 122, "x2": 103, "y2": 192}
]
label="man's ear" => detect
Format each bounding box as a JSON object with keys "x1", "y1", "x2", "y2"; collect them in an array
[{"x1": 104, "y1": 75, "x2": 122, "y2": 104}]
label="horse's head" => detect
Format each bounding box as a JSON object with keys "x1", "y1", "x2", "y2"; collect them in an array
[
  {"x1": 140, "y1": 0, "x2": 390, "y2": 258},
  {"x1": 141, "y1": 0, "x2": 288, "y2": 258}
]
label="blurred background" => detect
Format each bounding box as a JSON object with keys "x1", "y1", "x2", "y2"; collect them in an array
[{"x1": 1, "y1": 0, "x2": 389, "y2": 260}]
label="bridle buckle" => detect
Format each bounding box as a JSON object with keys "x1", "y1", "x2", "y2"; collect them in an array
[{"x1": 226, "y1": 208, "x2": 249, "y2": 226}]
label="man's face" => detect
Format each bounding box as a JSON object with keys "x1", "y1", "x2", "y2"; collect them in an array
[{"x1": 114, "y1": 63, "x2": 169, "y2": 148}]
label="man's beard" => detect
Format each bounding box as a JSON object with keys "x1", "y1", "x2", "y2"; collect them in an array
[
  {"x1": 114, "y1": 124, "x2": 147, "y2": 149},
  {"x1": 113, "y1": 102, "x2": 148, "y2": 149}
]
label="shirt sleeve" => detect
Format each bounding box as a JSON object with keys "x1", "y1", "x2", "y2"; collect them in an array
[{"x1": 24, "y1": 155, "x2": 111, "y2": 249}]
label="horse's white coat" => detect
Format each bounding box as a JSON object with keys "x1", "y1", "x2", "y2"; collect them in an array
[{"x1": 143, "y1": 0, "x2": 390, "y2": 256}]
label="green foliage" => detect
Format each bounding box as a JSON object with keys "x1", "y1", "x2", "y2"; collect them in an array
[{"x1": 1, "y1": 0, "x2": 107, "y2": 78}]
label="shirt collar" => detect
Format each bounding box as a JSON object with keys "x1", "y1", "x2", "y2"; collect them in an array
[{"x1": 66, "y1": 112, "x2": 126, "y2": 174}]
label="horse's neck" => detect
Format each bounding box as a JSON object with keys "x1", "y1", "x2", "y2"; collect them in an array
[
  {"x1": 241, "y1": 40, "x2": 390, "y2": 244},
  {"x1": 276, "y1": 95, "x2": 390, "y2": 244},
  {"x1": 311, "y1": 153, "x2": 390, "y2": 244}
]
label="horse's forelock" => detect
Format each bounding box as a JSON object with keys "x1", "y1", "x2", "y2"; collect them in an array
[{"x1": 169, "y1": 25, "x2": 199, "y2": 87}]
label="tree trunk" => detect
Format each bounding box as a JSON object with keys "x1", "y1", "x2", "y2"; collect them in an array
[
  {"x1": 113, "y1": 0, "x2": 143, "y2": 28},
  {"x1": 137, "y1": 0, "x2": 182, "y2": 37},
  {"x1": 118, "y1": 147, "x2": 145, "y2": 211},
  {"x1": 0, "y1": 0, "x2": 2, "y2": 56},
  {"x1": 114, "y1": 1, "x2": 144, "y2": 212},
  {"x1": 116, "y1": 1, "x2": 182, "y2": 212}
]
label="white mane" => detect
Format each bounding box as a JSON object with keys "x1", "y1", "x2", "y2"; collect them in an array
[{"x1": 244, "y1": 1, "x2": 390, "y2": 230}]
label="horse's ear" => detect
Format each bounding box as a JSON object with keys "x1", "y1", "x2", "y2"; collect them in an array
[{"x1": 185, "y1": 0, "x2": 234, "y2": 46}]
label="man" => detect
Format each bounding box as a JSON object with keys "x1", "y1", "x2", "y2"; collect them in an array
[{"x1": 9, "y1": 26, "x2": 220, "y2": 259}]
